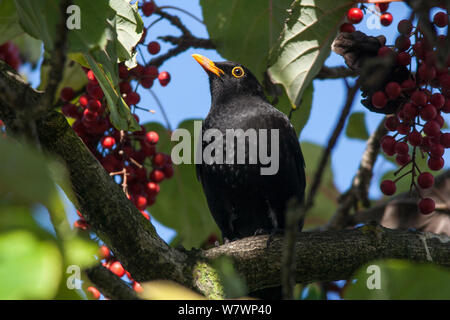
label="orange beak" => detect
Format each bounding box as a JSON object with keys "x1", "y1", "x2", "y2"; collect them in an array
[{"x1": 192, "y1": 54, "x2": 224, "y2": 77}]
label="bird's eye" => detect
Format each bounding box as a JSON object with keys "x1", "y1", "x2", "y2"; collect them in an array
[{"x1": 231, "y1": 66, "x2": 245, "y2": 78}]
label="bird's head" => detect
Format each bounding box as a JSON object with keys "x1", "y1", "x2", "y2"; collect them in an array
[{"x1": 192, "y1": 54, "x2": 265, "y2": 104}]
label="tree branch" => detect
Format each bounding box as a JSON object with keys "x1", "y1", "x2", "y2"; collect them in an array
[
  {"x1": 315, "y1": 66, "x2": 358, "y2": 80},
  {"x1": 85, "y1": 265, "x2": 139, "y2": 300}
]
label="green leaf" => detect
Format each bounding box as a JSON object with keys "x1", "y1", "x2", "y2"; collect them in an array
[
  {"x1": 13, "y1": 0, "x2": 57, "y2": 50},
  {"x1": 109, "y1": 0, "x2": 143, "y2": 66},
  {"x1": 10, "y1": 33, "x2": 42, "y2": 65},
  {"x1": 143, "y1": 120, "x2": 221, "y2": 249},
  {"x1": 268, "y1": 0, "x2": 354, "y2": 106},
  {"x1": 346, "y1": 112, "x2": 369, "y2": 140},
  {"x1": 345, "y1": 259, "x2": 450, "y2": 299},
  {"x1": 85, "y1": 54, "x2": 139, "y2": 131},
  {"x1": 301, "y1": 142, "x2": 339, "y2": 229},
  {"x1": 0, "y1": 0, "x2": 24, "y2": 44},
  {"x1": 276, "y1": 83, "x2": 314, "y2": 136},
  {"x1": 200, "y1": 0, "x2": 292, "y2": 80},
  {"x1": 0, "y1": 230, "x2": 62, "y2": 299},
  {"x1": 212, "y1": 256, "x2": 247, "y2": 299},
  {"x1": 63, "y1": 237, "x2": 97, "y2": 269}
]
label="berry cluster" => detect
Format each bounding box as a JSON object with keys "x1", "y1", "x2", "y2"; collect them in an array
[
  {"x1": 371, "y1": 10, "x2": 449, "y2": 214},
  {"x1": 0, "y1": 41, "x2": 21, "y2": 71},
  {"x1": 340, "y1": 2, "x2": 393, "y2": 33},
  {"x1": 62, "y1": 65, "x2": 174, "y2": 220}
]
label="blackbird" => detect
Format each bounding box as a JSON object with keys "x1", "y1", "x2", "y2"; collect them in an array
[{"x1": 192, "y1": 54, "x2": 306, "y2": 241}]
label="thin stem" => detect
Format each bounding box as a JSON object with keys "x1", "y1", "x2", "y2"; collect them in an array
[
  {"x1": 148, "y1": 89, "x2": 172, "y2": 131},
  {"x1": 158, "y1": 6, "x2": 204, "y2": 25}
]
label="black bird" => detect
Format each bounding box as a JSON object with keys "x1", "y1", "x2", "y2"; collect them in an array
[{"x1": 193, "y1": 54, "x2": 306, "y2": 241}]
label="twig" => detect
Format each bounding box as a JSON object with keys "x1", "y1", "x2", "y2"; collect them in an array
[
  {"x1": 157, "y1": 5, "x2": 204, "y2": 25},
  {"x1": 305, "y1": 80, "x2": 360, "y2": 212},
  {"x1": 315, "y1": 66, "x2": 358, "y2": 80}
]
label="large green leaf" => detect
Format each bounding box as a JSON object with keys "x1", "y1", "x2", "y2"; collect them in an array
[
  {"x1": 268, "y1": 0, "x2": 354, "y2": 106},
  {"x1": 0, "y1": 0, "x2": 24, "y2": 44},
  {"x1": 0, "y1": 230, "x2": 62, "y2": 299},
  {"x1": 301, "y1": 142, "x2": 339, "y2": 229},
  {"x1": 345, "y1": 259, "x2": 450, "y2": 299},
  {"x1": 200, "y1": 0, "x2": 292, "y2": 80},
  {"x1": 346, "y1": 112, "x2": 369, "y2": 140},
  {"x1": 276, "y1": 83, "x2": 314, "y2": 136},
  {"x1": 143, "y1": 120, "x2": 220, "y2": 249}
]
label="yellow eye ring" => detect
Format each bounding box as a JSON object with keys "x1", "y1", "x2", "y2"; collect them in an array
[{"x1": 231, "y1": 66, "x2": 245, "y2": 78}]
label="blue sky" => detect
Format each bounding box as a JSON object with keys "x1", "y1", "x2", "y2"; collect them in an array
[{"x1": 29, "y1": 1, "x2": 449, "y2": 244}]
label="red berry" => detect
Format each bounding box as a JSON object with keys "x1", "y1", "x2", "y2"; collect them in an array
[
  {"x1": 99, "y1": 245, "x2": 111, "y2": 260},
  {"x1": 440, "y1": 133, "x2": 450, "y2": 148},
  {"x1": 381, "y1": 135, "x2": 396, "y2": 156},
  {"x1": 61, "y1": 103, "x2": 79, "y2": 118},
  {"x1": 145, "y1": 131, "x2": 159, "y2": 144},
  {"x1": 134, "y1": 195, "x2": 147, "y2": 210},
  {"x1": 428, "y1": 156, "x2": 444, "y2": 171},
  {"x1": 397, "y1": 19, "x2": 412, "y2": 35},
  {"x1": 376, "y1": 3, "x2": 389, "y2": 13},
  {"x1": 340, "y1": 23, "x2": 355, "y2": 33},
  {"x1": 394, "y1": 141, "x2": 409, "y2": 155},
  {"x1": 147, "y1": 41, "x2": 161, "y2": 55},
  {"x1": 395, "y1": 35, "x2": 411, "y2": 52},
  {"x1": 150, "y1": 169, "x2": 165, "y2": 183},
  {"x1": 141, "y1": 77, "x2": 154, "y2": 88},
  {"x1": 384, "y1": 116, "x2": 399, "y2": 131},
  {"x1": 411, "y1": 91, "x2": 427, "y2": 106},
  {"x1": 430, "y1": 93, "x2": 445, "y2": 109},
  {"x1": 385, "y1": 82, "x2": 401, "y2": 99},
  {"x1": 408, "y1": 130, "x2": 423, "y2": 146},
  {"x1": 397, "y1": 122, "x2": 410, "y2": 135},
  {"x1": 347, "y1": 8, "x2": 364, "y2": 24},
  {"x1": 163, "y1": 165, "x2": 174, "y2": 178},
  {"x1": 118, "y1": 64, "x2": 128, "y2": 79},
  {"x1": 109, "y1": 261, "x2": 126, "y2": 277},
  {"x1": 86, "y1": 70, "x2": 97, "y2": 83},
  {"x1": 395, "y1": 153, "x2": 410, "y2": 166},
  {"x1": 402, "y1": 102, "x2": 418, "y2": 121},
  {"x1": 79, "y1": 94, "x2": 89, "y2": 108},
  {"x1": 401, "y1": 79, "x2": 416, "y2": 93},
  {"x1": 101, "y1": 136, "x2": 116, "y2": 149},
  {"x1": 372, "y1": 91, "x2": 387, "y2": 108},
  {"x1": 433, "y1": 12, "x2": 448, "y2": 28},
  {"x1": 133, "y1": 281, "x2": 144, "y2": 293},
  {"x1": 87, "y1": 287, "x2": 101, "y2": 299},
  {"x1": 380, "y1": 180, "x2": 396, "y2": 196},
  {"x1": 420, "y1": 104, "x2": 437, "y2": 121},
  {"x1": 74, "y1": 219, "x2": 89, "y2": 230},
  {"x1": 158, "y1": 71, "x2": 171, "y2": 87},
  {"x1": 417, "y1": 172, "x2": 434, "y2": 189},
  {"x1": 396, "y1": 52, "x2": 411, "y2": 66},
  {"x1": 423, "y1": 120, "x2": 441, "y2": 137},
  {"x1": 143, "y1": 65, "x2": 159, "y2": 79},
  {"x1": 443, "y1": 100, "x2": 450, "y2": 113},
  {"x1": 430, "y1": 143, "x2": 445, "y2": 157},
  {"x1": 152, "y1": 153, "x2": 167, "y2": 167},
  {"x1": 378, "y1": 46, "x2": 392, "y2": 57},
  {"x1": 380, "y1": 13, "x2": 393, "y2": 26},
  {"x1": 126, "y1": 92, "x2": 140, "y2": 105},
  {"x1": 418, "y1": 198, "x2": 435, "y2": 215},
  {"x1": 141, "y1": 210, "x2": 150, "y2": 220},
  {"x1": 142, "y1": 1, "x2": 156, "y2": 16},
  {"x1": 87, "y1": 83, "x2": 103, "y2": 100},
  {"x1": 119, "y1": 81, "x2": 132, "y2": 94},
  {"x1": 418, "y1": 64, "x2": 436, "y2": 81},
  {"x1": 83, "y1": 109, "x2": 98, "y2": 122},
  {"x1": 87, "y1": 99, "x2": 102, "y2": 112},
  {"x1": 145, "y1": 182, "x2": 160, "y2": 196},
  {"x1": 60, "y1": 87, "x2": 75, "y2": 102}
]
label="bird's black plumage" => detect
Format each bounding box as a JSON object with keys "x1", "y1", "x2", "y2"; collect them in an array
[{"x1": 193, "y1": 56, "x2": 306, "y2": 241}]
